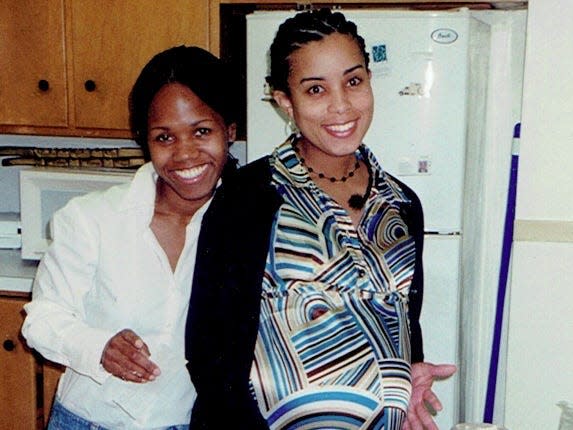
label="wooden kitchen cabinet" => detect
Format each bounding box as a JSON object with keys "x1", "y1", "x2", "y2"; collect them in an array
[
  {"x1": 0, "y1": 0, "x2": 67, "y2": 128},
  {"x1": 0, "y1": 0, "x2": 210, "y2": 138},
  {"x1": 0, "y1": 295, "x2": 39, "y2": 430},
  {"x1": 68, "y1": 0, "x2": 210, "y2": 133}
]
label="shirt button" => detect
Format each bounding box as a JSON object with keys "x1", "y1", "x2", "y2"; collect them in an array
[{"x1": 358, "y1": 269, "x2": 367, "y2": 278}]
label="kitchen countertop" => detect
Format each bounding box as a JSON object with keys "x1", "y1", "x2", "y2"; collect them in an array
[{"x1": 0, "y1": 249, "x2": 38, "y2": 294}]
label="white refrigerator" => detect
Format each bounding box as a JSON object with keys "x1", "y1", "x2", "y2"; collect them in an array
[{"x1": 246, "y1": 8, "x2": 526, "y2": 429}]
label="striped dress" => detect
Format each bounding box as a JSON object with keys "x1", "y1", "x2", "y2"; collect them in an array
[{"x1": 249, "y1": 139, "x2": 416, "y2": 430}]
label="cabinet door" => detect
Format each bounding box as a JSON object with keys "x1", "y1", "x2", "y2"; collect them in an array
[
  {"x1": 70, "y1": 0, "x2": 210, "y2": 131},
  {"x1": 0, "y1": 297, "x2": 38, "y2": 430},
  {"x1": 0, "y1": 0, "x2": 67, "y2": 127}
]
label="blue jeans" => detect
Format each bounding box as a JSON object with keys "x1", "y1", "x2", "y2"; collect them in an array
[{"x1": 48, "y1": 399, "x2": 190, "y2": 430}]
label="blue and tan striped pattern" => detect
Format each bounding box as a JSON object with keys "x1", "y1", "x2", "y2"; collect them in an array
[{"x1": 250, "y1": 139, "x2": 416, "y2": 429}]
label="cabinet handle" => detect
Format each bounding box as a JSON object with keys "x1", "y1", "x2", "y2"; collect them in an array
[
  {"x1": 84, "y1": 80, "x2": 97, "y2": 92},
  {"x1": 38, "y1": 79, "x2": 50, "y2": 92},
  {"x1": 3, "y1": 339, "x2": 16, "y2": 352}
]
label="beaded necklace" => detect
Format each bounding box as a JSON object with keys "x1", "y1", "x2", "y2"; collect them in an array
[
  {"x1": 293, "y1": 141, "x2": 372, "y2": 209},
  {"x1": 294, "y1": 144, "x2": 359, "y2": 183}
]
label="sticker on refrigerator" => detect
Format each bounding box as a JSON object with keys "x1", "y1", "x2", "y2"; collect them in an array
[
  {"x1": 399, "y1": 83, "x2": 425, "y2": 97},
  {"x1": 417, "y1": 156, "x2": 432, "y2": 174},
  {"x1": 372, "y1": 43, "x2": 387, "y2": 62},
  {"x1": 397, "y1": 156, "x2": 432, "y2": 176},
  {"x1": 369, "y1": 42, "x2": 391, "y2": 77}
]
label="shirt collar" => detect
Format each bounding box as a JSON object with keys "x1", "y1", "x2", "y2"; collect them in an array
[{"x1": 121, "y1": 162, "x2": 158, "y2": 213}]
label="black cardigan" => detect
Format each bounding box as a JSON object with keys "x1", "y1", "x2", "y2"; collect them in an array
[{"x1": 186, "y1": 157, "x2": 425, "y2": 429}]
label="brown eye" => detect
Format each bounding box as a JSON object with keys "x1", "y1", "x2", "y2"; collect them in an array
[
  {"x1": 194, "y1": 128, "x2": 212, "y2": 138},
  {"x1": 307, "y1": 85, "x2": 324, "y2": 95},
  {"x1": 348, "y1": 76, "x2": 362, "y2": 87},
  {"x1": 154, "y1": 133, "x2": 173, "y2": 143}
]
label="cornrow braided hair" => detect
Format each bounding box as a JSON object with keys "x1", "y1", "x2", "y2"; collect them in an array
[{"x1": 267, "y1": 8, "x2": 369, "y2": 95}]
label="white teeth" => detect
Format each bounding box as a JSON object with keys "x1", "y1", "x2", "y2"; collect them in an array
[
  {"x1": 328, "y1": 122, "x2": 354, "y2": 132},
  {"x1": 175, "y1": 164, "x2": 207, "y2": 180}
]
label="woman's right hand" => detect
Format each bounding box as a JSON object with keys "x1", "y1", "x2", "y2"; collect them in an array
[{"x1": 101, "y1": 329, "x2": 161, "y2": 383}]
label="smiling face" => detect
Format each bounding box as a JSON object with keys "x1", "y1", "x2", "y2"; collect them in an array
[
  {"x1": 147, "y1": 82, "x2": 234, "y2": 211},
  {"x1": 273, "y1": 32, "x2": 374, "y2": 159}
]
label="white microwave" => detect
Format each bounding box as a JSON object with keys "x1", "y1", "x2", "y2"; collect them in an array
[{"x1": 19, "y1": 168, "x2": 134, "y2": 260}]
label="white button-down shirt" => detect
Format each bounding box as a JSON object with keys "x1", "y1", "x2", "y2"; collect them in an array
[{"x1": 22, "y1": 162, "x2": 207, "y2": 429}]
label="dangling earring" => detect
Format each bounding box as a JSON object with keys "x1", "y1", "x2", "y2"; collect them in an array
[{"x1": 286, "y1": 117, "x2": 300, "y2": 138}]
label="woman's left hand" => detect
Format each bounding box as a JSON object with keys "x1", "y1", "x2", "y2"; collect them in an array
[
  {"x1": 403, "y1": 361, "x2": 457, "y2": 430},
  {"x1": 101, "y1": 329, "x2": 161, "y2": 383}
]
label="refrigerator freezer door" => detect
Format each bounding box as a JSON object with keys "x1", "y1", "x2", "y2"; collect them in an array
[
  {"x1": 420, "y1": 234, "x2": 462, "y2": 429},
  {"x1": 356, "y1": 13, "x2": 476, "y2": 233}
]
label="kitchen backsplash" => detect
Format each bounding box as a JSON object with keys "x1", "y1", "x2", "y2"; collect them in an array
[{"x1": 1, "y1": 146, "x2": 146, "y2": 169}]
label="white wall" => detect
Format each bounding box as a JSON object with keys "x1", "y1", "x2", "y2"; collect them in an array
[{"x1": 505, "y1": 0, "x2": 573, "y2": 428}]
